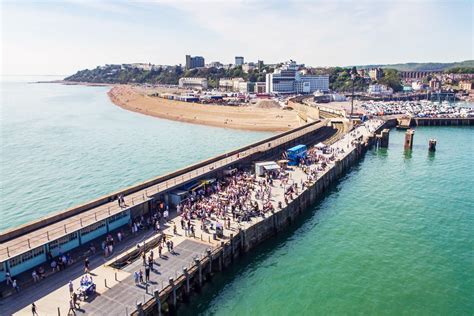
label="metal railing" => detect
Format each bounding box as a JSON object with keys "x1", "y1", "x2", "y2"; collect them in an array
[{"x1": 1, "y1": 121, "x2": 326, "y2": 260}]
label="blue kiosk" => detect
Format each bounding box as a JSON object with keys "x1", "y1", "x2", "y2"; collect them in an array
[{"x1": 286, "y1": 144, "x2": 307, "y2": 166}]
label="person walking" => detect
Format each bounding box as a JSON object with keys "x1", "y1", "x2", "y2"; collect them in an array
[
  {"x1": 72, "y1": 292, "x2": 80, "y2": 309},
  {"x1": 31, "y1": 302, "x2": 38, "y2": 316},
  {"x1": 158, "y1": 244, "x2": 162, "y2": 258},
  {"x1": 68, "y1": 299, "x2": 76, "y2": 315},
  {"x1": 139, "y1": 270, "x2": 144, "y2": 284}
]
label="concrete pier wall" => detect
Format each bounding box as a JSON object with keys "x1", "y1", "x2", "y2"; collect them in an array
[{"x1": 133, "y1": 125, "x2": 378, "y2": 316}]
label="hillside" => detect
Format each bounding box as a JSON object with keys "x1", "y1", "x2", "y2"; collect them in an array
[{"x1": 356, "y1": 60, "x2": 474, "y2": 72}]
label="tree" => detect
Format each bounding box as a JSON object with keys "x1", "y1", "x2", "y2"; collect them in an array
[{"x1": 378, "y1": 69, "x2": 403, "y2": 92}]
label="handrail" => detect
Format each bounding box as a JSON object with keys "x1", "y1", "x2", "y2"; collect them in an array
[{"x1": 1, "y1": 121, "x2": 327, "y2": 260}]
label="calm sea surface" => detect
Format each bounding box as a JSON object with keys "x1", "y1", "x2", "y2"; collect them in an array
[
  {"x1": 1, "y1": 77, "x2": 473, "y2": 314},
  {"x1": 180, "y1": 127, "x2": 473, "y2": 315},
  {"x1": 0, "y1": 76, "x2": 272, "y2": 231}
]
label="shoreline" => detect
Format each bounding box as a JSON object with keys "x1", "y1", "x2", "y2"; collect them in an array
[
  {"x1": 34, "y1": 80, "x2": 113, "y2": 87},
  {"x1": 107, "y1": 85, "x2": 303, "y2": 132}
]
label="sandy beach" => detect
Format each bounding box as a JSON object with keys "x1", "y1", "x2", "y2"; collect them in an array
[{"x1": 108, "y1": 85, "x2": 302, "y2": 132}]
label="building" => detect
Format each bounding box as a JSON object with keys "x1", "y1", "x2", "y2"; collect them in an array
[
  {"x1": 367, "y1": 84, "x2": 393, "y2": 95},
  {"x1": 178, "y1": 77, "x2": 208, "y2": 90},
  {"x1": 459, "y1": 80, "x2": 473, "y2": 91},
  {"x1": 235, "y1": 56, "x2": 244, "y2": 66},
  {"x1": 242, "y1": 63, "x2": 256, "y2": 73},
  {"x1": 429, "y1": 78, "x2": 441, "y2": 91},
  {"x1": 207, "y1": 61, "x2": 223, "y2": 69},
  {"x1": 185, "y1": 55, "x2": 205, "y2": 70},
  {"x1": 369, "y1": 68, "x2": 383, "y2": 81},
  {"x1": 411, "y1": 81, "x2": 425, "y2": 91},
  {"x1": 265, "y1": 61, "x2": 329, "y2": 94},
  {"x1": 357, "y1": 69, "x2": 366, "y2": 78},
  {"x1": 257, "y1": 60, "x2": 264, "y2": 71},
  {"x1": 254, "y1": 82, "x2": 266, "y2": 94},
  {"x1": 219, "y1": 78, "x2": 245, "y2": 92}
]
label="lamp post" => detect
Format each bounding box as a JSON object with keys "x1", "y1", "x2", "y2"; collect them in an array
[{"x1": 350, "y1": 73, "x2": 355, "y2": 122}]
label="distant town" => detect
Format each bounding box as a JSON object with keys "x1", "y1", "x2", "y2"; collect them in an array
[{"x1": 65, "y1": 56, "x2": 474, "y2": 104}]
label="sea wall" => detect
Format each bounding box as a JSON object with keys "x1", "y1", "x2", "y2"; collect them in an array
[{"x1": 132, "y1": 126, "x2": 377, "y2": 316}]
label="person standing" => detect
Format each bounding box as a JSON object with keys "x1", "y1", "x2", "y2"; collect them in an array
[
  {"x1": 68, "y1": 280, "x2": 74, "y2": 297},
  {"x1": 134, "y1": 271, "x2": 139, "y2": 285},
  {"x1": 145, "y1": 266, "x2": 150, "y2": 283},
  {"x1": 84, "y1": 257, "x2": 90, "y2": 274},
  {"x1": 31, "y1": 302, "x2": 38, "y2": 316},
  {"x1": 12, "y1": 279, "x2": 19, "y2": 293},
  {"x1": 158, "y1": 244, "x2": 162, "y2": 258},
  {"x1": 148, "y1": 256, "x2": 153, "y2": 271}
]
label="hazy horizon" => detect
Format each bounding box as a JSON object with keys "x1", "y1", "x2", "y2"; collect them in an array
[{"x1": 1, "y1": 0, "x2": 473, "y2": 75}]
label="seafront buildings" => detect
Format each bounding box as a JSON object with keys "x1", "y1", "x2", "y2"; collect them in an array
[{"x1": 265, "y1": 61, "x2": 329, "y2": 94}]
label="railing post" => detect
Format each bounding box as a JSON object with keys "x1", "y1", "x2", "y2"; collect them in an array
[
  {"x1": 136, "y1": 302, "x2": 144, "y2": 316},
  {"x1": 154, "y1": 289, "x2": 162, "y2": 316},
  {"x1": 169, "y1": 277, "x2": 176, "y2": 307},
  {"x1": 207, "y1": 248, "x2": 212, "y2": 273},
  {"x1": 194, "y1": 257, "x2": 202, "y2": 287},
  {"x1": 183, "y1": 267, "x2": 190, "y2": 294}
]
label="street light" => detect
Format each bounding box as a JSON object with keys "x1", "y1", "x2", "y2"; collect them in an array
[{"x1": 350, "y1": 73, "x2": 355, "y2": 122}]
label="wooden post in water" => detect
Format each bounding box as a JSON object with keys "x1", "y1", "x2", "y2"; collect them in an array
[
  {"x1": 405, "y1": 129, "x2": 415, "y2": 150},
  {"x1": 429, "y1": 139, "x2": 437, "y2": 152}
]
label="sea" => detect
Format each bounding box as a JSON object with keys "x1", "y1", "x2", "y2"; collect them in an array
[
  {"x1": 1, "y1": 76, "x2": 473, "y2": 314},
  {"x1": 0, "y1": 76, "x2": 272, "y2": 231}
]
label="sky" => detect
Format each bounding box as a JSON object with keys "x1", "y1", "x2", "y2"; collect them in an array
[{"x1": 1, "y1": 0, "x2": 473, "y2": 75}]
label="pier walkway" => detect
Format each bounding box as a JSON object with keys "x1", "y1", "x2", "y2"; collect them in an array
[
  {"x1": 2, "y1": 119, "x2": 385, "y2": 315},
  {"x1": 1, "y1": 121, "x2": 327, "y2": 261}
]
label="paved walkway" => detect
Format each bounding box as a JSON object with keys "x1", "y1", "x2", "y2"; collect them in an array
[{"x1": 3, "y1": 120, "x2": 384, "y2": 316}]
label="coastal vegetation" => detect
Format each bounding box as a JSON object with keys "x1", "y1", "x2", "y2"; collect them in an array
[{"x1": 65, "y1": 64, "x2": 273, "y2": 89}]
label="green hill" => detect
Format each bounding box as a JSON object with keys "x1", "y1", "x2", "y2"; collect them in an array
[{"x1": 356, "y1": 60, "x2": 474, "y2": 72}]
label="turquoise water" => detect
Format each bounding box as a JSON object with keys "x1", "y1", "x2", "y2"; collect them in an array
[
  {"x1": 0, "y1": 77, "x2": 271, "y2": 231},
  {"x1": 180, "y1": 126, "x2": 474, "y2": 315}
]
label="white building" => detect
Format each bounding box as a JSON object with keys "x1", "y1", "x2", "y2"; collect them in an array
[
  {"x1": 265, "y1": 61, "x2": 329, "y2": 94},
  {"x1": 219, "y1": 78, "x2": 245, "y2": 91},
  {"x1": 367, "y1": 84, "x2": 393, "y2": 95},
  {"x1": 411, "y1": 81, "x2": 425, "y2": 91},
  {"x1": 178, "y1": 77, "x2": 208, "y2": 90}
]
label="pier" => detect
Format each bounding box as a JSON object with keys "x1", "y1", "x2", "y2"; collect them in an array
[
  {"x1": 1, "y1": 119, "x2": 344, "y2": 310},
  {"x1": 0, "y1": 117, "x2": 388, "y2": 315}
]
